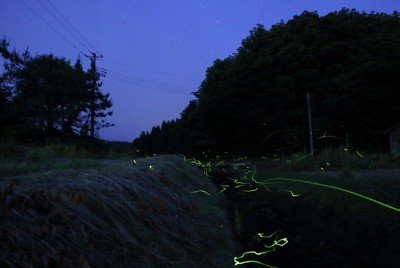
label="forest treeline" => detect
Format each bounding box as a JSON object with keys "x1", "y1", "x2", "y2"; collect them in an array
[
  {"x1": 133, "y1": 9, "x2": 400, "y2": 156},
  {"x1": 0, "y1": 39, "x2": 113, "y2": 144}
]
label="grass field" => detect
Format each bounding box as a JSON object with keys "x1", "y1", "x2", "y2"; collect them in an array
[{"x1": 0, "y1": 142, "x2": 132, "y2": 176}]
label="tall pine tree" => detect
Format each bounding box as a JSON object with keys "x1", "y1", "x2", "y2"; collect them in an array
[{"x1": 81, "y1": 53, "x2": 113, "y2": 138}]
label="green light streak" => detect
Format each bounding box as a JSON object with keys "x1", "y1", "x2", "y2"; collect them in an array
[
  {"x1": 234, "y1": 179, "x2": 250, "y2": 185},
  {"x1": 219, "y1": 184, "x2": 229, "y2": 193},
  {"x1": 243, "y1": 188, "x2": 259, "y2": 193},
  {"x1": 288, "y1": 152, "x2": 314, "y2": 164},
  {"x1": 190, "y1": 190, "x2": 212, "y2": 195},
  {"x1": 277, "y1": 190, "x2": 301, "y2": 197},
  {"x1": 258, "y1": 232, "x2": 277, "y2": 239},
  {"x1": 234, "y1": 253, "x2": 277, "y2": 267},
  {"x1": 263, "y1": 237, "x2": 289, "y2": 248},
  {"x1": 317, "y1": 132, "x2": 340, "y2": 139},
  {"x1": 263, "y1": 178, "x2": 400, "y2": 213},
  {"x1": 234, "y1": 250, "x2": 275, "y2": 265},
  {"x1": 234, "y1": 231, "x2": 288, "y2": 267},
  {"x1": 216, "y1": 160, "x2": 226, "y2": 166}
]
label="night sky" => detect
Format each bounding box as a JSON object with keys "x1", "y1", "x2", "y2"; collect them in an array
[{"x1": 1, "y1": 0, "x2": 399, "y2": 142}]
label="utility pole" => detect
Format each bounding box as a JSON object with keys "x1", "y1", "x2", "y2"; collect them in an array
[
  {"x1": 306, "y1": 92, "x2": 314, "y2": 158},
  {"x1": 84, "y1": 51, "x2": 103, "y2": 138}
]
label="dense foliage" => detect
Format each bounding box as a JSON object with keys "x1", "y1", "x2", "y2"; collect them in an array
[
  {"x1": 134, "y1": 9, "x2": 400, "y2": 156},
  {"x1": 0, "y1": 39, "x2": 113, "y2": 143}
]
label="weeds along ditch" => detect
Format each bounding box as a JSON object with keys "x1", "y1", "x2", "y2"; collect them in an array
[
  {"x1": 0, "y1": 155, "x2": 236, "y2": 267},
  {"x1": 1, "y1": 148, "x2": 399, "y2": 267},
  {"x1": 189, "y1": 155, "x2": 400, "y2": 267}
]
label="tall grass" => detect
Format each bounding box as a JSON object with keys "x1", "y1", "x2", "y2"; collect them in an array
[
  {"x1": 0, "y1": 142, "x2": 90, "y2": 160},
  {"x1": 0, "y1": 155, "x2": 236, "y2": 267},
  {"x1": 0, "y1": 142, "x2": 133, "y2": 176},
  {"x1": 269, "y1": 146, "x2": 399, "y2": 172}
]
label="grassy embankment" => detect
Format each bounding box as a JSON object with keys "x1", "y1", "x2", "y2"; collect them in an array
[
  {"x1": 0, "y1": 154, "x2": 236, "y2": 267},
  {"x1": 1, "y1": 143, "x2": 400, "y2": 267}
]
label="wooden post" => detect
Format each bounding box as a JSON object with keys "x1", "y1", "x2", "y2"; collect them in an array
[{"x1": 306, "y1": 92, "x2": 314, "y2": 158}]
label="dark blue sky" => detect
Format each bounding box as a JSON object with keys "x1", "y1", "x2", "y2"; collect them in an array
[{"x1": 1, "y1": 0, "x2": 399, "y2": 141}]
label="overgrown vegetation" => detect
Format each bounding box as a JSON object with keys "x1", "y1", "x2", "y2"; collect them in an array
[
  {"x1": 0, "y1": 141, "x2": 134, "y2": 176},
  {"x1": 259, "y1": 146, "x2": 400, "y2": 172},
  {"x1": 0, "y1": 155, "x2": 236, "y2": 267},
  {"x1": 1, "y1": 147, "x2": 399, "y2": 267},
  {"x1": 190, "y1": 155, "x2": 400, "y2": 267}
]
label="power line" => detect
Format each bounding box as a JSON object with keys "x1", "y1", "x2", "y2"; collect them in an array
[
  {"x1": 19, "y1": 1, "x2": 193, "y2": 96},
  {"x1": 35, "y1": 0, "x2": 92, "y2": 54},
  {"x1": 18, "y1": 0, "x2": 85, "y2": 55},
  {"x1": 43, "y1": 0, "x2": 101, "y2": 55}
]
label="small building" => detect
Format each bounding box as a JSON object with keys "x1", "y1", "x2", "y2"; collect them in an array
[{"x1": 384, "y1": 123, "x2": 400, "y2": 154}]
